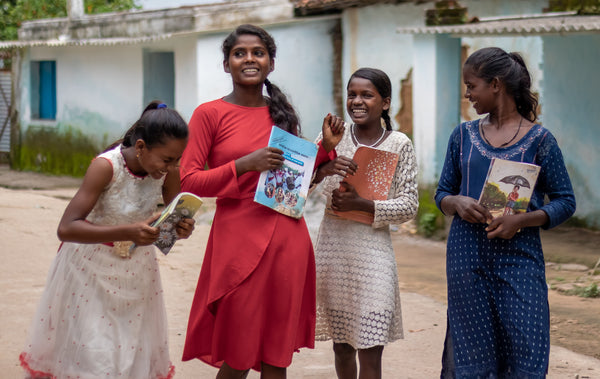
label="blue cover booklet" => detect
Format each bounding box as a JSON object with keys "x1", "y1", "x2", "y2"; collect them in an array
[{"x1": 254, "y1": 126, "x2": 318, "y2": 219}]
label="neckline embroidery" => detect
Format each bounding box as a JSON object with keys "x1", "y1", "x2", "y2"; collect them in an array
[{"x1": 467, "y1": 119, "x2": 544, "y2": 160}]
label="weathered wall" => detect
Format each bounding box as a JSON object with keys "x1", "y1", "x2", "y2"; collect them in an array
[
  {"x1": 18, "y1": 35, "x2": 198, "y2": 147},
  {"x1": 339, "y1": 0, "x2": 548, "y2": 184},
  {"x1": 543, "y1": 34, "x2": 600, "y2": 228}
]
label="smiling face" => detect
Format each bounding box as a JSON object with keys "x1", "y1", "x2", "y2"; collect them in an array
[
  {"x1": 136, "y1": 137, "x2": 187, "y2": 179},
  {"x1": 223, "y1": 34, "x2": 274, "y2": 87},
  {"x1": 346, "y1": 77, "x2": 390, "y2": 128},
  {"x1": 463, "y1": 64, "x2": 497, "y2": 115}
]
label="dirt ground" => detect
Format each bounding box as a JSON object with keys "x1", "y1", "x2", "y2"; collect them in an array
[{"x1": 1, "y1": 164, "x2": 599, "y2": 378}]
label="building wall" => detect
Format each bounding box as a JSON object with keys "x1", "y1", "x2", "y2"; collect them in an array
[
  {"x1": 543, "y1": 34, "x2": 600, "y2": 228},
  {"x1": 340, "y1": 0, "x2": 548, "y2": 184},
  {"x1": 18, "y1": 36, "x2": 198, "y2": 146}
]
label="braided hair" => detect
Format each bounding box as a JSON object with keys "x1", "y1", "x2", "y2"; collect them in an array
[
  {"x1": 222, "y1": 24, "x2": 300, "y2": 136},
  {"x1": 465, "y1": 47, "x2": 538, "y2": 122},
  {"x1": 348, "y1": 68, "x2": 393, "y2": 131}
]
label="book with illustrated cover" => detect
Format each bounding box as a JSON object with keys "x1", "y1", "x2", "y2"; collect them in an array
[
  {"x1": 254, "y1": 125, "x2": 318, "y2": 219},
  {"x1": 478, "y1": 158, "x2": 540, "y2": 219},
  {"x1": 132, "y1": 192, "x2": 203, "y2": 255},
  {"x1": 332, "y1": 146, "x2": 399, "y2": 225}
]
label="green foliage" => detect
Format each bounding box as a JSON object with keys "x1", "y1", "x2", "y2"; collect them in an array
[
  {"x1": 582, "y1": 283, "x2": 599, "y2": 298},
  {"x1": 479, "y1": 183, "x2": 506, "y2": 210},
  {"x1": 568, "y1": 282, "x2": 600, "y2": 298},
  {"x1": 417, "y1": 186, "x2": 445, "y2": 238},
  {"x1": 547, "y1": 0, "x2": 600, "y2": 14},
  {"x1": 0, "y1": 0, "x2": 139, "y2": 41},
  {"x1": 16, "y1": 125, "x2": 100, "y2": 177}
]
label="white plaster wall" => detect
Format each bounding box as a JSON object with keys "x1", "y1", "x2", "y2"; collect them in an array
[
  {"x1": 412, "y1": 35, "x2": 438, "y2": 184},
  {"x1": 342, "y1": 2, "x2": 429, "y2": 128},
  {"x1": 23, "y1": 45, "x2": 141, "y2": 144},
  {"x1": 20, "y1": 37, "x2": 200, "y2": 145},
  {"x1": 194, "y1": 19, "x2": 339, "y2": 141}
]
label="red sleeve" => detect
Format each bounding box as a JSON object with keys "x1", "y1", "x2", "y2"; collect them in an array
[
  {"x1": 180, "y1": 105, "x2": 241, "y2": 198},
  {"x1": 315, "y1": 141, "x2": 337, "y2": 167}
]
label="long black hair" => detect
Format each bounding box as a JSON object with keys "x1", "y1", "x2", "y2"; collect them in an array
[
  {"x1": 222, "y1": 24, "x2": 300, "y2": 136},
  {"x1": 348, "y1": 67, "x2": 393, "y2": 131},
  {"x1": 465, "y1": 47, "x2": 538, "y2": 122},
  {"x1": 106, "y1": 101, "x2": 188, "y2": 151}
]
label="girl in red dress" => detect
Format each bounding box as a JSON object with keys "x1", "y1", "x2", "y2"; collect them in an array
[{"x1": 179, "y1": 24, "x2": 343, "y2": 379}]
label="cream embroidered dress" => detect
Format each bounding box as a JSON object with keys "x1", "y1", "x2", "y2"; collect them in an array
[
  {"x1": 20, "y1": 145, "x2": 174, "y2": 379},
  {"x1": 314, "y1": 128, "x2": 418, "y2": 349}
]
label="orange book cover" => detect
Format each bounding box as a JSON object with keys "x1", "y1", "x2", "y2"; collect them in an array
[{"x1": 333, "y1": 146, "x2": 399, "y2": 224}]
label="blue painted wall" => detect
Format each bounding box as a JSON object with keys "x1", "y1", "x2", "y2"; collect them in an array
[{"x1": 543, "y1": 34, "x2": 600, "y2": 228}]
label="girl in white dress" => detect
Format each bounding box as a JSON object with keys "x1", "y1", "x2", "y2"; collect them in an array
[
  {"x1": 19, "y1": 101, "x2": 194, "y2": 379},
  {"x1": 313, "y1": 68, "x2": 419, "y2": 379}
]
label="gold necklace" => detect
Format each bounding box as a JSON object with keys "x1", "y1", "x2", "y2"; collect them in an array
[{"x1": 480, "y1": 117, "x2": 523, "y2": 148}]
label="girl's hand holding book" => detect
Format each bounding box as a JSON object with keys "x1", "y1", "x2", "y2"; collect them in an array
[
  {"x1": 175, "y1": 218, "x2": 195, "y2": 240},
  {"x1": 442, "y1": 195, "x2": 492, "y2": 225},
  {"x1": 314, "y1": 156, "x2": 357, "y2": 184},
  {"x1": 331, "y1": 182, "x2": 368, "y2": 213},
  {"x1": 129, "y1": 214, "x2": 161, "y2": 246},
  {"x1": 236, "y1": 147, "x2": 284, "y2": 175}
]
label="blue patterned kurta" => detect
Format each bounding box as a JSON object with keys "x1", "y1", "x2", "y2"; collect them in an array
[{"x1": 435, "y1": 120, "x2": 576, "y2": 378}]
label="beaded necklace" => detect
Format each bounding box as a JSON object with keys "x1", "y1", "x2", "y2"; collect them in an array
[{"x1": 480, "y1": 116, "x2": 523, "y2": 148}]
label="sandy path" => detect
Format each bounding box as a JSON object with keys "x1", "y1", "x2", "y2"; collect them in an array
[{"x1": 1, "y1": 186, "x2": 599, "y2": 378}]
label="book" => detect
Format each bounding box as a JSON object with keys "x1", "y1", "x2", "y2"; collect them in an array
[
  {"x1": 478, "y1": 158, "x2": 540, "y2": 219},
  {"x1": 254, "y1": 125, "x2": 318, "y2": 219},
  {"x1": 132, "y1": 192, "x2": 203, "y2": 255},
  {"x1": 332, "y1": 145, "x2": 399, "y2": 224}
]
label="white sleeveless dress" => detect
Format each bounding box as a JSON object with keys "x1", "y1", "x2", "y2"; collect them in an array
[{"x1": 20, "y1": 145, "x2": 174, "y2": 379}]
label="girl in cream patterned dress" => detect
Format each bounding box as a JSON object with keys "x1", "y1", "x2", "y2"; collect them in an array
[{"x1": 313, "y1": 68, "x2": 418, "y2": 378}]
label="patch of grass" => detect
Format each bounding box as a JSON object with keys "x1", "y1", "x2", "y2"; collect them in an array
[
  {"x1": 15, "y1": 125, "x2": 100, "y2": 177},
  {"x1": 417, "y1": 186, "x2": 445, "y2": 238},
  {"x1": 568, "y1": 283, "x2": 600, "y2": 298}
]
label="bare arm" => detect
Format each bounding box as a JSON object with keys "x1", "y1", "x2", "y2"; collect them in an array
[{"x1": 57, "y1": 158, "x2": 159, "y2": 245}]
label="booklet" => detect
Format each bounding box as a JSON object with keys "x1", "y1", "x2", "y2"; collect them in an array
[
  {"x1": 132, "y1": 192, "x2": 203, "y2": 255},
  {"x1": 254, "y1": 126, "x2": 318, "y2": 219},
  {"x1": 478, "y1": 158, "x2": 540, "y2": 219},
  {"x1": 332, "y1": 145, "x2": 399, "y2": 224}
]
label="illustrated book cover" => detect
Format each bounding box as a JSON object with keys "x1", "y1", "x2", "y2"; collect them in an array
[
  {"x1": 332, "y1": 145, "x2": 399, "y2": 224},
  {"x1": 478, "y1": 158, "x2": 540, "y2": 219},
  {"x1": 132, "y1": 192, "x2": 203, "y2": 255},
  {"x1": 254, "y1": 125, "x2": 318, "y2": 219}
]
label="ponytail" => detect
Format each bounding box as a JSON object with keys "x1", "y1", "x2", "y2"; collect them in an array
[
  {"x1": 104, "y1": 100, "x2": 188, "y2": 152},
  {"x1": 264, "y1": 78, "x2": 300, "y2": 135}
]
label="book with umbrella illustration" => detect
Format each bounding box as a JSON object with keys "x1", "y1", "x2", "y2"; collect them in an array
[{"x1": 478, "y1": 158, "x2": 541, "y2": 219}]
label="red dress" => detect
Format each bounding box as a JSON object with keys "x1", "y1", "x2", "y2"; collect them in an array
[{"x1": 180, "y1": 99, "x2": 320, "y2": 371}]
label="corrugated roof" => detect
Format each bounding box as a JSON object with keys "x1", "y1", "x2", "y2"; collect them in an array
[
  {"x1": 0, "y1": 34, "x2": 179, "y2": 49},
  {"x1": 397, "y1": 14, "x2": 600, "y2": 36}
]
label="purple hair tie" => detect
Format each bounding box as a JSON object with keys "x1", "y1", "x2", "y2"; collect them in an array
[{"x1": 157, "y1": 103, "x2": 167, "y2": 109}]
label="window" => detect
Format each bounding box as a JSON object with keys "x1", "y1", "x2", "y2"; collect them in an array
[
  {"x1": 30, "y1": 60, "x2": 56, "y2": 120},
  {"x1": 143, "y1": 51, "x2": 174, "y2": 107}
]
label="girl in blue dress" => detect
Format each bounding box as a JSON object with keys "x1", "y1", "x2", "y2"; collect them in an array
[{"x1": 435, "y1": 47, "x2": 576, "y2": 378}]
